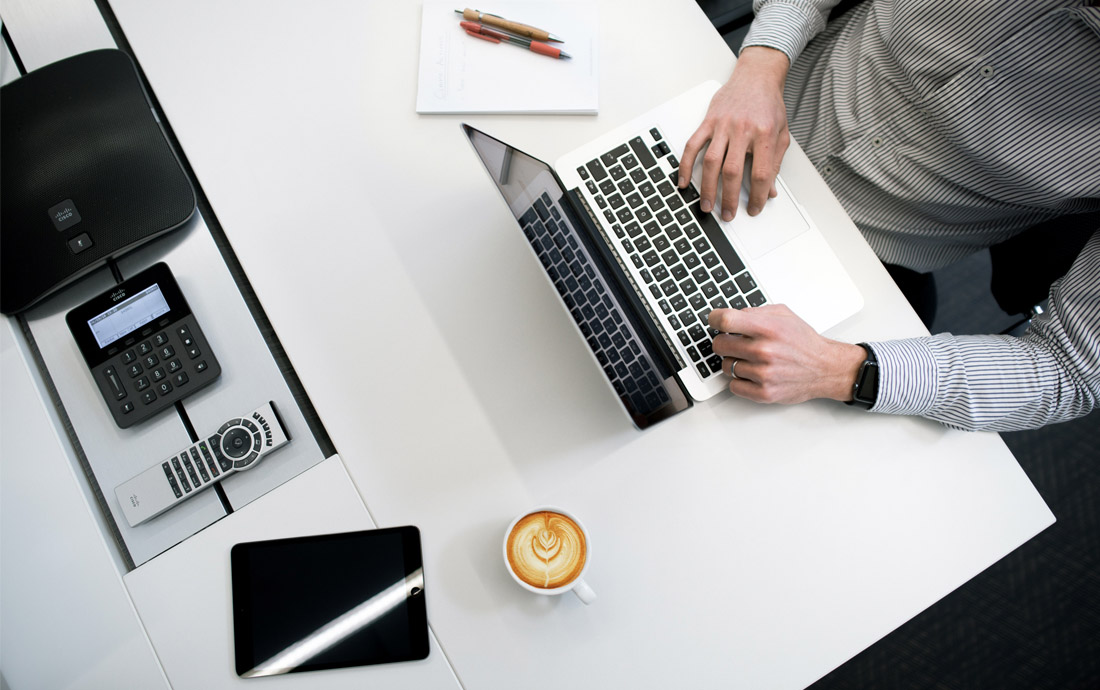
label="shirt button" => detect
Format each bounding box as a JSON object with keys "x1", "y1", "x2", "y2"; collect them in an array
[
  {"x1": 872, "y1": 137, "x2": 883, "y2": 148},
  {"x1": 822, "y1": 164, "x2": 834, "y2": 176},
  {"x1": 979, "y1": 65, "x2": 994, "y2": 78}
]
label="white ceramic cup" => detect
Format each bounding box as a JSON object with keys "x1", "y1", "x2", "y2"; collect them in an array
[{"x1": 503, "y1": 506, "x2": 596, "y2": 605}]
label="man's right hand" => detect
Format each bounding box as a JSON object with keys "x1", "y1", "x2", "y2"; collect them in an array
[{"x1": 679, "y1": 46, "x2": 792, "y2": 221}]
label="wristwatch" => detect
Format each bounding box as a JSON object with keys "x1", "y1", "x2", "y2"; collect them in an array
[{"x1": 846, "y1": 343, "x2": 879, "y2": 410}]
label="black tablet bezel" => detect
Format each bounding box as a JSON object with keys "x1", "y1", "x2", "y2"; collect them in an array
[{"x1": 230, "y1": 526, "x2": 428, "y2": 678}]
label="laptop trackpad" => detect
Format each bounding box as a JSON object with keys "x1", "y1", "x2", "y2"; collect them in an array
[{"x1": 717, "y1": 181, "x2": 810, "y2": 260}]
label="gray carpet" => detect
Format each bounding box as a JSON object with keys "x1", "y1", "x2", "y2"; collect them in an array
[{"x1": 808, "y1": 251, "x2": 1100, "y2": 689}]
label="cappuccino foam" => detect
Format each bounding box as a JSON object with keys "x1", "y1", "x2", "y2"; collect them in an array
[{"x1": 506, "y1": 511, "x2": 587, "y2": 589}]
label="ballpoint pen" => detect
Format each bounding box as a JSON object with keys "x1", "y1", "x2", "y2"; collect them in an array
[
  {"x1": 455, "y1": 8, "x2": 564, "y2": 43},
  {"x1": 460, "y1": 21, "x2": 572, "y2": 60}
]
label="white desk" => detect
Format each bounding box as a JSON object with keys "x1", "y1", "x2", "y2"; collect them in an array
[{"x1": 2, "y1": 0, "x2": 1055, "y2": 688}]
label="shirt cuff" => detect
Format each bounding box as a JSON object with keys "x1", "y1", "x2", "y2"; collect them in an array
[
  {"x1": 863, "y1": 339, "x2": 940, "y2": 416},
  {"x1": 741, "y1": 1, "x2": 831, "y2": 64}
]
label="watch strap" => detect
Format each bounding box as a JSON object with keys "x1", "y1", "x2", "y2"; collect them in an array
[{"x1": 846, "y1": 343, "x2": 879, "y2": 410}]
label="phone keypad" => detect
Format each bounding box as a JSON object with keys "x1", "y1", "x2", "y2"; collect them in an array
[{"x1": 96, "y1": 314, "x2": 221, "y2": 428}]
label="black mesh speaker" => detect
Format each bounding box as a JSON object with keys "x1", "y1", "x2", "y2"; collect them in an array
[{"x1": 1, "y1": 49, "x2": 196, "y2": 314}]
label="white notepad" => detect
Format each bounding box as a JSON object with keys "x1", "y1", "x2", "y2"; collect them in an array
[{"x1": 416, "y1": 2, "x2": 599, "y2": 114}]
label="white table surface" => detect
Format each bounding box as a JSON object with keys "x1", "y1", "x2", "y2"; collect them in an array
[{"x1": 3, "y1": 0, "x2": 1056, "y2": 688}]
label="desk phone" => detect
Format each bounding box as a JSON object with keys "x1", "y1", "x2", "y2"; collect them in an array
[{"x1": 66, "y1": 262, "x2": 221, "y2": 428}]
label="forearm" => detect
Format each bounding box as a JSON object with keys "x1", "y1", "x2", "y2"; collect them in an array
[
  {"x1": 866, "y1": 232, "x2": 1100, "y2": 432},
  {"x1": 868, "y1": 333, "x2": 1099, "y2": 431},
  {"x1": 742, "y1": 0, "x2": 844, "y2": 64}
]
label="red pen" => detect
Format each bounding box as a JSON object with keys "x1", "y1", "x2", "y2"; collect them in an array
[{"x1": 460, "y1": 21, "x2": 571, "y2": 60}]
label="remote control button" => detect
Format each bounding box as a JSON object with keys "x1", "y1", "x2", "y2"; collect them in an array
[
  {"x1": 182, "y1": 455, "x2": 200, "y2": 487},
  {"x1": 218, "y1": 420, "x2": 241, "y2": 435},
  {"x1": 143, "y1": 354, "x2": 159, "y2": 369},
  {"x1": 168, "y1": 359, "x2": 182, "y2": 373},
  {"x1": 234, "y1": 450, "x2": 260, "y2": 470},
  {"x1": 152, "y1": 368, "x2": 166, "y2": 382},
  {"x1": 121, "y1": 349, "x2": 137, "y2": 364},
  {"x1": 153, "y1": 332, "x2": 170, "y2": 346},
  {"x1": 173, "y1": 372, "x2": 189, "y2": 387},
  {"x1": 135, "y1": 376, "x2": 150, "y2": 392},
  {"x1": 209, "y1": 435, "x2": 233, "y2": 472},
  {"x1": 172, "y1": 457, "x2": 191, "y2": 491},
  {"x1": 159, "y1": 345, "x2": 175, "y2": 360},
  {"x1": 221, "y1": 427, "x2": 254, "y2": 459},
  {"x1": 196, "y1": 360, "x2": 208, "y2": 373},
  {"x1": 156, "y1": 381, "x2": 173, "y2": 396},
  {"x1": 199, "y1": 443, "x2": 220, "y2": 477},
  {"x1": 190, "y1": 449, "x2": 210, "y2": 483},
  {"x1": 120, "y1": 402, "x2": 134, "y2": 415},
  {"x1": 243, "y1": 420, "x2": 259, "y2": 434},
  {"x1": 137, "y1": 341, "x2": 153, "y2": 356},
  {"x1": 127, "y1": 363, "x2": 143, "y2": 378},
  {"x1": 141, "y1": 390, "x2": 157, "y2": 405}
]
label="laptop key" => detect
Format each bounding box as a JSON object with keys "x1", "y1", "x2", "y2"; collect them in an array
[
  {"x1": 629, "y1": 136, "x2": 657, "y2": 168},
  {"x1": 618, "y1": 179, "x2": 635, "y2": 194},
  {"x1": 609, "y1": 165, "x2": 626, "y2": 180},
  {"x1": 585, "y1": 159, "x2": 611, "y2": 180},
  {"x1": 735, "y1": 272, "x2": 758, "y2": 293},
  {"x1": 630, "y1": 168, "x2": 647, "y2": 183},
  {"x1": 602, "y1": 144, "x2": 630, "y2": 167},
  {"x1": 746, "y1": 290, "x2": 767, "y2": 307},
  {"x1": 599, "y1": 179, "x2": 616, "y2": 194}
]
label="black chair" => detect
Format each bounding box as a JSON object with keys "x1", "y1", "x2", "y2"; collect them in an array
[{"x1": 988, "y1": 212, "x2": 1099, "y2": 333}]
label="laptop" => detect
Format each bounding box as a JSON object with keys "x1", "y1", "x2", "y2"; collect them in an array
[{"x1": 463, "y1": 81, "x2": 862, "y2": 429}]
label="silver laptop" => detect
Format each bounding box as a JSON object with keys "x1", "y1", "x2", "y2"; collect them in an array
[{"x1": 463, "y1": 81, "x2": 862, "y2": 429}]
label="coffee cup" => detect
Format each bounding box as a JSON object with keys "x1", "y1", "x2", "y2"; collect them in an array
[{"x1": 503, "y1": 506, "x2": 596, "y2": 605}]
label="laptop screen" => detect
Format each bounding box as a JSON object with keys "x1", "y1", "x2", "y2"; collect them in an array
[{"x1": 463, "y1": 125, "x2": 691, "y2": 429}]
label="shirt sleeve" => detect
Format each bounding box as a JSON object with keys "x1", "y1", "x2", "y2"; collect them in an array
[
  {"x1": 865, "y1": 230, "x2": 1100, "y2": 432},
  {"x1": 741, "y1": 0, "x2": 844, "y2": 63}
]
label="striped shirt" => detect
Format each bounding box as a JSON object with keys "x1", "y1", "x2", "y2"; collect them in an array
[{"x1": 743, "y1": 0, "x2": 1100, "y2": 430}]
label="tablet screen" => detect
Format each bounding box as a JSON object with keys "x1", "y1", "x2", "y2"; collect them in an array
[{"x1": 231, "y1": 527, "x2": 428, "y2": 677}]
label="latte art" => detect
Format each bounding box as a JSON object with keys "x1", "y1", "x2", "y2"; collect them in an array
[{"x1": 506, "y1": 511, "x2": 586, "y2": 589}]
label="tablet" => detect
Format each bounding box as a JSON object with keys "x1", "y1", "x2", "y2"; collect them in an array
[{"x1": 230, "y1": 526, "x2": 429, "y2": 677}]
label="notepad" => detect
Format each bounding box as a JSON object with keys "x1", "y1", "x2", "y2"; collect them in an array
[{"x1": 416, "y1": 2, "x2": 598, "y2": 114}]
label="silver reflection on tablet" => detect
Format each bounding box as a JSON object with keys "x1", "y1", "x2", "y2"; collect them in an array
[{"x1": 241, "y1": 568, "x2": 425, "y2": 678}]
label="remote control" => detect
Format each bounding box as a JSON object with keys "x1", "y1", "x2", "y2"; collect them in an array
[{"x1": 115, "y1": 402, "x2": 290, "y2": 527}]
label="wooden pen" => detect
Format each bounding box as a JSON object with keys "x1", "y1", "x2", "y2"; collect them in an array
[{"x1": 455, "y1": 8, "x2": 564, "y2": 43}]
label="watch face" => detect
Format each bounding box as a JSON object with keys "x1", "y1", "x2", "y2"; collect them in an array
[{"x1": 855, "y1": 360, "x2": 879, "y2": 407}]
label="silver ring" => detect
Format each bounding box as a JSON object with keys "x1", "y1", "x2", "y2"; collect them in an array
[{"x1": 730, "y1": 359, "x2": 741, "y2": 380}]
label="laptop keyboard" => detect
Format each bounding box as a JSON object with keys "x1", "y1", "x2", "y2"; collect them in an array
[
  {"x1": 519, "y1": 193, "x2": 672, "y2": 416},
  {"x1": 578, "y1": 127, "x2": 767, "y2": 382}
]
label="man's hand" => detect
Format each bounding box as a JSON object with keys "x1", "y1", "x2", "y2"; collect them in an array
[
  {"x1": 679, "y1": 46, "x2": 792, "y2": 221},
  {"x1": 708, "y1": 305, "x2": 867, "y2": 404}
]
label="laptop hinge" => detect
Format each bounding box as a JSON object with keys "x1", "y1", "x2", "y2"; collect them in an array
[{"x1": 567, "y1": 189, "x2": 686, "y2": 374}]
